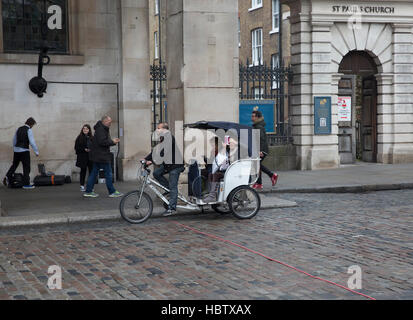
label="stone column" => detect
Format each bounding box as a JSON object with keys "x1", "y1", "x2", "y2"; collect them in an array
[
  {"x1": 385, "y1": 23, "x2": 413, "y2": 163},
  {"x1": 309, "y1": 21, "x2": 339, "y2": 169},
  {"x1": 118, "y1": 0, "x2": 152, "y2": 180},
  {"x1": 288, "y1": 1, "x2": 313, "y2": 170},
  {"x1": 165, "y1": 0, "x2": 239, "y2": 134},
  {"x1": 376, "y1": 73, "x2": 394, "y2": 163},
  {"x1": 288, "y1": 0, "x2": 339, "y2": 170}
]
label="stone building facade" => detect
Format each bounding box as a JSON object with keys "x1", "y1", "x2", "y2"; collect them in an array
[
  {"x1": 238, "y1": 0, "x2": 291, "y2": 66},
  {"x1": 0, "y1": 0, "x2": 239, "y2": 182},
  {"x1": 0, "y1": 0, "x2": 152, "y2": 181},
  {"x1": 283, "y1": 0, "x2": 413, "y2": 169}
]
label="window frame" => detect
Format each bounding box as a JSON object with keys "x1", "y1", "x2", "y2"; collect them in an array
[
  {"x1": 253, "y1": 87, "x2": 264, "y2": 100},
  {"x1": 238, "y1": 17, "x2": 241, "y2": 47},
  {"x1": 155, "y1": 0, "x2": 159, "y2": 16},
  {"x1": 271, "y1": 0, "x2": 280, "y2": 34},
  {"x1": 1, "y1": 0, "x2": 70, "y2": 55},
  {"x1": 154, "y1": 31, "x2": 159, "y2": 60},
  {"x1": 249, "y1": 0, "x2": 262, "y2": 12},
  {"x1": 251, "y1": 28, "x2": 263, "y2": 67},
  {"x1": 272, "y1": 53, "x2": 280, "y2": 90},
  {"x1": 0, "y1": 0, "x2": 83, "y2": 65}
]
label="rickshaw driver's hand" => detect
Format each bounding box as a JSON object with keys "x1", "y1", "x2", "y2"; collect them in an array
[{"x1": 140, "y1": 159, "x2": 152, "y2": 166}]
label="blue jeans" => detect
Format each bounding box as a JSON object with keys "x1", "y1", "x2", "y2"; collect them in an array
[
  {"x1": 86, "y1": 162, "x2": 116, "y2": 195},
  {"x1": 153, "y1": 165, "x2": 185, "y2": 210}
]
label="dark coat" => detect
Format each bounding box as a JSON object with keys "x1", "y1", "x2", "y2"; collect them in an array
[
  {"x1": 253, "y1": 118, "x2": 269, "y2": 154},
  {"x1": 145, "y1": 132, "x2": 184, "y2": 173},
  {"x1": 89, "y1": 121, "x2": 116, "y2": 163},
  {"x1": 74, "y1": 134, "x2": 92, "y2": 168}
]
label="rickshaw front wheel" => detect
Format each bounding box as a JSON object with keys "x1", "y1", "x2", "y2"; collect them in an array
[
  {"x1": 228, "y1": 186, "x2": 261, "y2": 219},
  {"x1": 120, "y1": 191, "x2": 153, "y2": 224}
]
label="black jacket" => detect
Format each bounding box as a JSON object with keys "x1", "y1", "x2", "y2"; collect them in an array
[
  {"x1": 15, "y1": 126, "x2": 30, "y2": 149},
  {"x1": 145, "y1": 132, "x2": 184, "y2": 172},
  {"x1": 75, "y1": 134, "x2": 92, "y2": 168},
  {"x1": 89, "y1": 121, "x2": 116, "y2": 163},
  {"x1": 253, "y1": 118, "x2": 269, "y2": 154}
]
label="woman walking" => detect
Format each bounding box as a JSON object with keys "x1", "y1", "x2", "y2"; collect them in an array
[{"x1": 75, "y1": 124, "x2": 93, "y2": 192}]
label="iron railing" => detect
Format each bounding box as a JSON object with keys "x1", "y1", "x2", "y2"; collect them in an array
[
  {"x1": 149, "y1": 60, "x2": 294, "y2": 145},
  {"x1": 239, "y1": 60, "x2": 293, "y2": 144}
]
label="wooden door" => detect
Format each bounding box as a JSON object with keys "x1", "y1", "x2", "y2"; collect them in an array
[
  {"x1": 361, "y1": 76, "x2": 377, "y2": 162},
  {"x1": 338, "y1": 75, "x2": 356, "y2": 164}
]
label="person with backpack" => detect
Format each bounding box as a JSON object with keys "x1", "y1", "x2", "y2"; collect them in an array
[
  {"x1": 251, "y1": 110, "x2": 278, "y2": 190},
  {"x1": 3, "y1": 117, "x2": 39, "y2": 189},
  {"x1": 75, "y1": 124, "x2": 94, "y2": 192}
]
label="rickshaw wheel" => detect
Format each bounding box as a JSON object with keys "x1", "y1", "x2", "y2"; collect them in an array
[
  {"x1": 119, "y1": 191, "x2": 153, "y2": 224},
  {"x1": 228, "y1": 186, "x2": 261, "y2": 219},
  {"x1": 211, "y1": 203, "x2": 231, "y2": 215}
]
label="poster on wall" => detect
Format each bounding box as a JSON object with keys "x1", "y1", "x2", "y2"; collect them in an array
[
  {"x1": 338, "y1": 96, "x2": 352, "y2": 122},
  {"x1": 314, "y1": 96, "x2": 332, "y2": 135},
  {"x1": 239, "y1": 100, "x2": 275, "y2": 133}
]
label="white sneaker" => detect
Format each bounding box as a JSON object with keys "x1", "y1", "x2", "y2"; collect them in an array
[{"x1": 80, "y1": 186, "x2": 85, "y2": 192}]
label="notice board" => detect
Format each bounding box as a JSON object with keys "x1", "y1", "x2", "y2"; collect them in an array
[{"x1": 314, "y1": 96, "x2": 332, "y2": 135}]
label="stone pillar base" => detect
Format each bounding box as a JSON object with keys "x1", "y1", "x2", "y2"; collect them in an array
[
  {"x1": 297, "y1": 146, "x2": 340, "y2": 170},
  {"x1": 380, "y1": 145, "x2": 413, "y2": 164}
]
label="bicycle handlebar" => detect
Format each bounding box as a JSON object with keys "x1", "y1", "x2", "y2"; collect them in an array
[{"x1": 140, "y1": 160, "x2": 150, "y2": 170}]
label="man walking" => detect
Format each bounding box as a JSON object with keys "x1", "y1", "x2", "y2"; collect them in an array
[
  {"x1": 251, "y1": 110, "x2": 278, "y2": 190},
  {"x1": 83, "y1": 115, "x2": 123, "y2": 198},
  {"x1": 3, "y1": 117, "x2": 39, "y2": 189},
  {"x1": 144, "y1": 123, "x2": 185, "y2": 216}
]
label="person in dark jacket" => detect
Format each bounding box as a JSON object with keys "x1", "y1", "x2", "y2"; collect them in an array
[
  {"x1": 143, "y1": 122, "x2": 185, "y2": 216},
  {"x1": 75, "y1": 124, "x2": 93, "y2": 192},
  {"x1": 83, "y1": 116, "x2": 122, "y2": 198},
  {"x1": 3, "y1": 117, "x2": 39, "y2": 189},
  {"x1": 251, "y1": 111, "x2": 278, "y2": 190}
]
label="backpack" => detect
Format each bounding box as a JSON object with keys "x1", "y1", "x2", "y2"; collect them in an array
[{"x1": 9, "y1": 173, "x2": 24, "y2": 189}]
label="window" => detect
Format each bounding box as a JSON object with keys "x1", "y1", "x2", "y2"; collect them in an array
[
  {"x1": 272, "y1": 53, "x2": 280, "y2": 89},
  {"x1": 2, "y1": 0, "x2": 68, "y2": 54},
  {"x1": 154, "y1": 0, "x2": 159, "y2": 15},
  {"x1": 238, "y1": 17, "x2": 240, "y2": 47},
  {"x1": 250, "y1": 0, "x2": 262, "y2": 10},
  {"x1": 251, "y1": 28, "x2": 262, "y2": 66},
  {"x1": 272, "y1": 0, "x2": 280, "y2": 32},
  {"x1": 253, "y1": 87, "x2": 264, "y2": 100},
  {"x1": 154, "y1": 31, "x2": 159, "y2": 59}
]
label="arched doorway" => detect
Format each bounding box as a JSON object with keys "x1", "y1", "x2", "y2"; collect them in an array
[{"x1": 338, "y1": 51, "x2": 378, "y2": 164}]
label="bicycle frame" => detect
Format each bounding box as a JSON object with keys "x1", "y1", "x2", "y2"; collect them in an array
[{"x1": 139, "y1": 167, "x2": 199, "y2": 211}]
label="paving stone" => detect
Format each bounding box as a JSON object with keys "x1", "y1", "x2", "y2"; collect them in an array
[{"x1": 0, "y1": 190, "x2": 412, "y2": 300}]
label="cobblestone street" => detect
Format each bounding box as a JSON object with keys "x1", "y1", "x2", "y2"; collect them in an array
[{"x1": 0, "y1": 190, "x2": 412, "y2": 300}]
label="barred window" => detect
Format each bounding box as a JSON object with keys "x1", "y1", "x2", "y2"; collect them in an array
[{"x1": 2, "y1": 0, "x2": 68, "y2": 53}]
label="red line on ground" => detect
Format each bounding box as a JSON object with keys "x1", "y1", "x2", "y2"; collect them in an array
[{"x1": 172, "y1": 221, "x2": 376, "y2": 301}]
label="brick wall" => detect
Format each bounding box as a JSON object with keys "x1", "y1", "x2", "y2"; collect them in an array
[{"x1": 239, "y1": 0, "x2": 290, "y2": 66}]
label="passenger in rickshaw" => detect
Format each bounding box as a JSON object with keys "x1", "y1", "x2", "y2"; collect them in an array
[{"x1": 202, "y1": 136, "x2": 237, "y2": 203}]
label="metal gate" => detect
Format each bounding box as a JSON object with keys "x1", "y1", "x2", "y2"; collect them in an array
[
  {"x1": 239, "y1": 60, "x2": 293, "y2": 145},
  {"x1": 150, "y1": 60, "x2": 293, "y2": 145},
  {"x1": 150, "y1": 62, "x2": 167, "y2": 132}
]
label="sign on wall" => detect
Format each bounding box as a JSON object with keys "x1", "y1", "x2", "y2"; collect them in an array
[
  {"x1": 314, "y1": 97, "x2": 332, "y2": 135},
  {"x1": 338, "y1": 96, "x2": 352, "y2": 122},
  {"x1": 239, "y1": 100, "x2": 275, "y2": 133}
]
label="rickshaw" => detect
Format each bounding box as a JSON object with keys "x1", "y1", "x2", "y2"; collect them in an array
[{"x1": 119, "y1": 121, "x2": 261, "y2": 224}]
